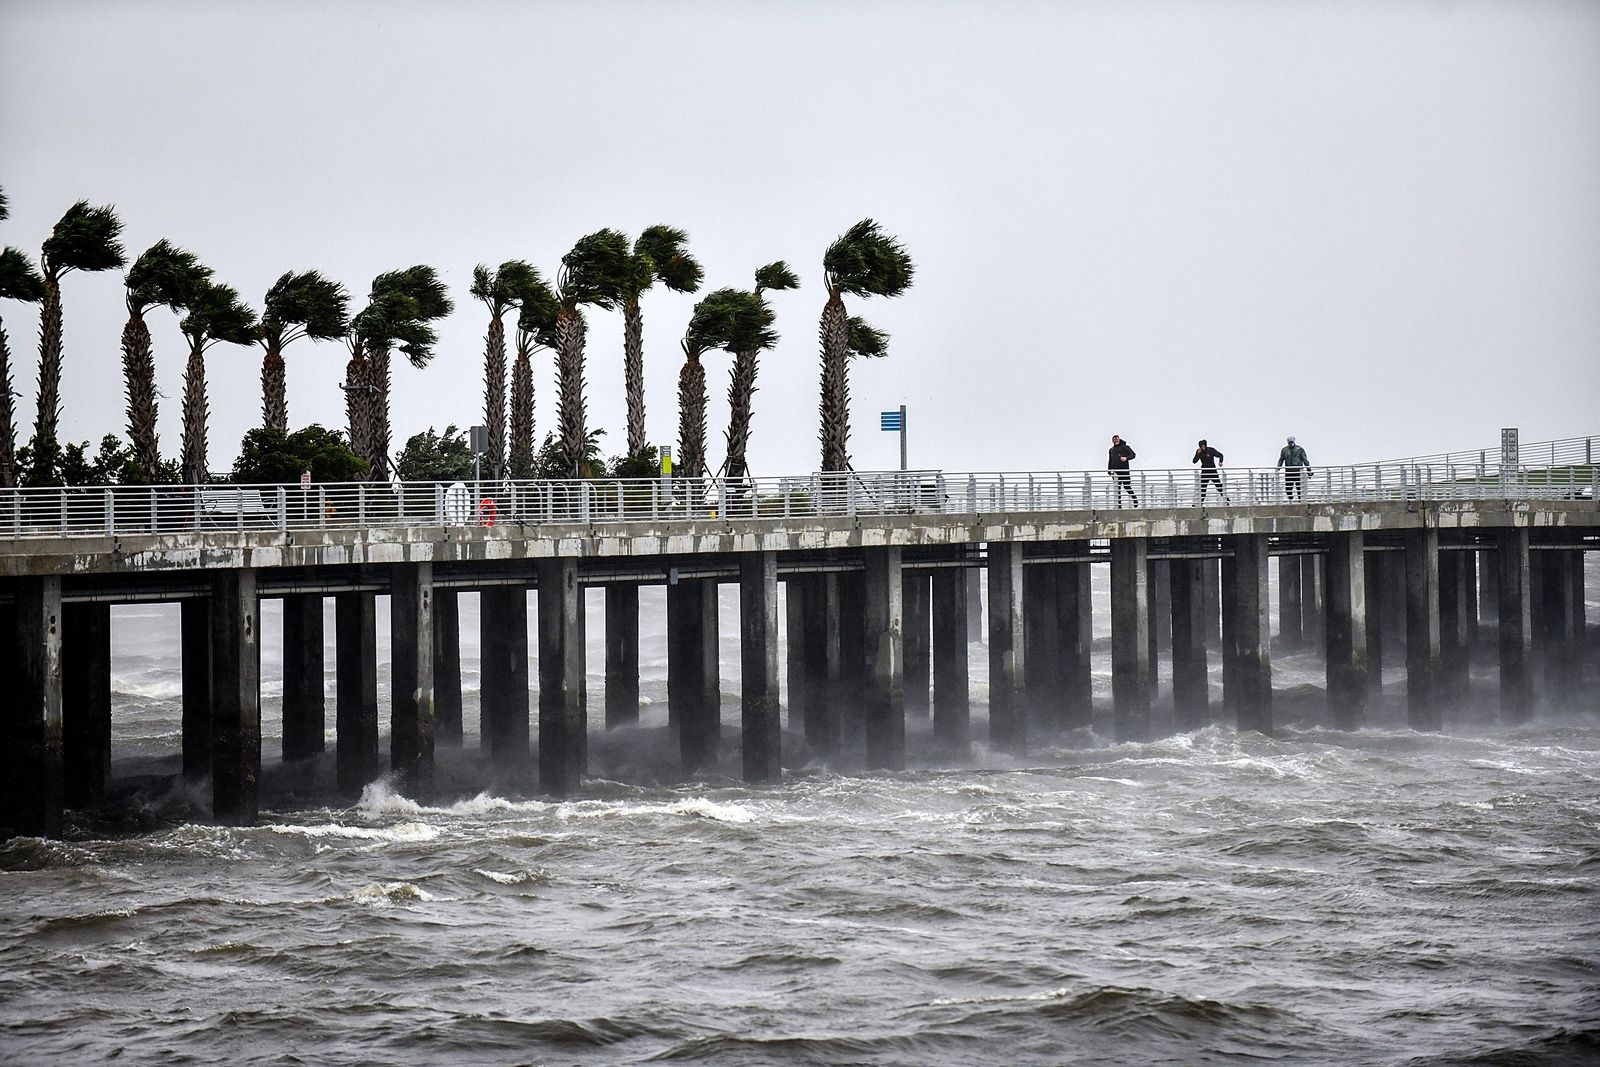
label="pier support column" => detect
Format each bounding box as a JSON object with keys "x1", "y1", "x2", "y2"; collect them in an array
[
  {"x1": 931, "y1": 567, "x2": 970, "y2": 753},
  {"x1": 1111, "y1": 538, "x2": 1152, "y2": 742},
  {"x1": 480, "y1": 586, "x2": 530, "y2": 775},
  {"x1": 800, "y1": 573, "x2": 842, "y2": 755},
  {"x1": 838, "y1": 573, "x2": 867, "y2": 753},
  {"x1": 1540, "y1": 550, "x2": 1582, "y2": 703},
  {"x1": 1496, "y1": 528, "x2": 1535, "y2": 722},
  {"x1": 1170, "y1": 556, "x2": 1209, "y2": 732},
  {"x1": 987, "y1": 541, "x2": 1027, "y2": 754},
  {"x1": 1405, "y1": 527, "x2": 1443, "y2": 730},
  {"x1": 433, "y1": 589, "x2": 463, "y2": 746},
  {"x1": 7, "y1": 577, "x2": 63, "y2": 837},
  {"x1": 1278, "y1": 555, "x2": 1303, "y2": 651},
  {"x1": 211, "y1": 569, "x2": 260, "y2": 826},
  {"x1": 181, "y1": 598, "x2": 211, "y2": 781},
  {"x1": 1202, "y1": 556, "x2": 1222, "y2": 644},
  {"x1": 1461, "y1": 550, "x2": 1480, "y2": 647},
  {"x1": 1302, "y1": 554, "x2": 1325, "y2": 653},
  {"x1": 784, "y1": 577, "x2": 807, "y2": 732},
  {"x1": 1325, "y1": 532, "x2": 1368, "y2": 730},
  {"x1": 668, "y1": 577, "x2": 720, "y2": 773},
  {"x1": 1148, "y1": 556, "x2": 1171, "y2": 676},
  {"x1": 281, "y1": 594, "x2": 325, "y2": 762},
  {"x1": 1477, "y1": 547, "x2": 1499, "y2": 634},
  {"x1": 862, "y1": 547, "x2": 905, "y2": 770},
  {"x1": 1059, "y1": 546, "x2": 1094, "y2": 730},
  {"x1": 335, "y1": 591, "x2": 379, "y2": 796},
  {"x1": 1566, "y1": 552, "x2": 1588, "y2": 695},
  {"x1": 63, "y1": 602, "x2": 112, "y2": 807},
  {"x1": 1024, "y1": 561, "x2": 1061, "y2": 731},
  {"x1": 966, "y1": 567, "x2": 984, "y2": 643},
  {"x1": 1381, "y1": 551, "x2": 1407, "y2": 657},
  {"x1": 389, "y1": 564, "x2": 434, "y2": 797},
  {"x1": 740, "y1": 553, "x2": 782, "y2": 782},
  {"x1": 903, "y1": 570, "x2": 931, "y2": 718},
  {"x1": 1439, "y1": 548, "x2": 1471, "y2": 699},
  {"x1": 1223, "y1": 535, "x2": 1273, "y2": 735},
  {"x1": 1364, "y1": 550, "x2": 1385, "y2": 695},
  {"x1": 537, "y1": 558, "x2": 586, "y2": 795},
  {"x1": 605, "y1": 584, "x2": 640, "y2": 729}
]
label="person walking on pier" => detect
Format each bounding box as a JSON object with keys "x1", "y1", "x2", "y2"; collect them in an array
[
  {"x1": 1278, "y1": 435, "x2": 1312, "y2": 500},
  {"x1": 1193, "y1": 439, "x2": 1228, "y2": 503},
  {"x1": 1108, "y1": 434, "x2": 1139, "y2": 506}
]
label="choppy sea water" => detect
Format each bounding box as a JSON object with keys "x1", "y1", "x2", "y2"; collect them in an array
[{"x1": 3, "y1": 572, "x2": 1599, "y2": 1066}]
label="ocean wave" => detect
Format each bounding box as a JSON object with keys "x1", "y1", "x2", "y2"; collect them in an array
[
  {"x1": 349, "y1": 881, "x2": 434, "y2": 907},
  {"x1": 559, "y1": 797, "x2": 756, "y2": 824},
  {"x1": 267, "y1": 820, "x2": 440, "y2": 844}
]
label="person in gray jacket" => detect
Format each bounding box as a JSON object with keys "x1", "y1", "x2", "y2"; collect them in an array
[{"x1": 1277, "y1": 436, "x2": 1312, "y2": 500}]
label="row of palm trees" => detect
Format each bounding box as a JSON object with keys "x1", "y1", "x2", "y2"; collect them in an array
[{"x1": 0, "y1": 187, "x2": 915, "y2": 489}]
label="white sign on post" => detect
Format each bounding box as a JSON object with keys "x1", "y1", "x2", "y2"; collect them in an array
[{"x1": 300, "y1": 471, "x2": 311, "y2": 487}]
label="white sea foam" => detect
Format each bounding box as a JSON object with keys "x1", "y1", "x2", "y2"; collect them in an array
[
  {"x1": 560, "y1": 797, "x2": 756, "y2": 824},
  {"x1": 349, "y1": 881, "x2": 435, "y2": 906},
  {"x1": 268, "y1": 821, "x2": 440, "y2": 844}
]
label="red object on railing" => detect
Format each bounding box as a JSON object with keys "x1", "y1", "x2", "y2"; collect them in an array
[{"x1": 478, "y1": 498, "x2": 497, "y2": 527}]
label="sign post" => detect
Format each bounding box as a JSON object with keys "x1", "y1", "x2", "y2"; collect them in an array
[{"x1": 880, "y1": 406, "x2": 907, "y2": 471}]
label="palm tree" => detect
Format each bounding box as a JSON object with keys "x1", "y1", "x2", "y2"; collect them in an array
[
  {"x1": 510, "y1": 276, "x2": 558, "y2": 479},
  {"x1": 817, "y1": 219, "x2": 914, "y2": 472},
  {"x1": 470, "y1": 261, "x2": 541, "y2": 482},
  {"x1": 0, "y1": 189, "x2": 47, "y2": 488},
  {"x1": 121, "y1": 241, "x2": 211, "y2": 482},
  {"x1": 723, "y1": 262, "x2": 797, "y2": 483},
  {"x1": 179, "y1": 280, "x2": 258, "y2": 483},
  {"x1": 555, "y1": 231, "x2": 631, "y2": 478},
  {"x1": 345, "y1": 266, "x2": 452, "y2": 481},
  {"x1": 620, "y1": 226, "x2": 703, "y2": 462},
  {"x1": 32, "y1": 201, "x2": 125, "y2": 481},
  {"x1": 677, "y1": 288, "x2": 759, "y2": 481},
  {"x1": 258, "y1": 270, "x2": 349, "y2": 432}
]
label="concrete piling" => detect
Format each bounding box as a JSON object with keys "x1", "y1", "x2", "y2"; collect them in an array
[
  {"x1": 210, "y1": 569, "x2": 260, "y2": 826},
  {"x1": 62, "y1": 602, "x2": 112, "y2": 807},
  {"x1": 388, "y1": 563, "x2": 434, "y2": 797},
  {"x1": 1170, "y1": 555, "x2": 1210, "y2": 732},
  {"x1": 1302, "y1": 553, "x2": 1325, "y2": 653},
  {"x1": 739, "y1": 553, "x2": 782, "y2": 782},
  {"x1": 9, "y1": 577, "x2": 63, "y2": 837},
  {"x1": 1111, "y1": 537, "x2": 1152, "y2": 742},
  {"x1": 668, "y1": 577, "x2": 720, "y2": 773},
  {"x1": 931, "y1": 566, "x2": 971, "y2": 753},
  {"x1": 1223, "y1": 535, "x2": 1273, "y2": 735},
  {"x1": 903, "y1": 570, "x2": 932, "y2": 718},
  {"x1": 334, "y1": 591, "x2": 379, "y2": 796},
  {"x1": 1058, "y1": 546, "x2": 1095, "y2": 730},
  {"x1": 480, "y1": 585, "x2": 530, "y2": 774},
  {"x1": 1496, "y1": 528, "x2": 1535, "y2": 722},
  {"x1": 1023, "y1": 560, "x2": 1061, "y2": 731},
  {"x1": 987, "y1": 541, "x2": 1027, "y2": 754},
  {"x1": 181, "y1": 597, "x2": 211, "y2": 782},
  {"x1": 1405, "y1": 527, "x2": 1443, "y2": 730},
  {"x1": 1439, "y1": 548, "x2": 1471, "y2": 698},
  {"x1": 1325, "y1": 532, "x2": 1368, "y2": 729},
  {"x1": 1278, "y1": 555, "x2": 1303, "y2": 650},
  {"x1": 1364, "y1": 549, "x2": 1385, "y2": 695},
  {"x1": 862, "y1": 547, "x2": 905, "y2": 770},
  {"x1": 433, "y1": 589, "x2": 463, "y2": 746},
  {"x1": 281, "y1": 594, "x2": 325, "y2": 761},
  {"x1": 800, "y1": 573, "x2": 843, "y2": 755},
  {"x1": 537, "y1": 558, "x2": 586, "y2": 795},
  {"x1": 605, "y1": 584, "x2": 641, "y2": 729}
]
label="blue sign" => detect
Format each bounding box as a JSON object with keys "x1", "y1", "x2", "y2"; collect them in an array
[{"x1": 880, "y1": 411, "x2": 903, "y2": 431}]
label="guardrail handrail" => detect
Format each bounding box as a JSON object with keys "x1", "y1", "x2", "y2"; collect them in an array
[{"x1": 1, "y1": 444, "x2": 1595, "y2": 540}]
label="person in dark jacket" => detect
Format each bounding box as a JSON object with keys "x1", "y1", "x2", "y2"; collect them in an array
[
  {"x1": 1277, "y1": 435, "x2": 1312, "y2": 500},
  {"x1": 1108, "y1": 434, "x2": 1138, "y2": 506},
  {"x1": 1192, "y1": 439, "x2": 1228, "y2": 502}
]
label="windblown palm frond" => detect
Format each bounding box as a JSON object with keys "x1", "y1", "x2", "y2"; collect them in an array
[
  {"x1": 42, "y1": 201, "x2": 126, "y2": 275},
  {"x1": 822, "y1": 218, "x2": 914, "y2": 298},
  {"x1": 181, "y1": 281, "x2": 258, "y2": 349},
  {"x1": 261, "y1": 270, "x2": 349, "y2": 343},
  {"x1": 560, "y1": 229, "x2": 632, "y2": 310},
  {"x1": 0, "y1": 248, "x2": 46, "y2": 303},
  {"x1": 754, "y1": 261, "x2": 800, "y2": 295},
  {"x1": 845, "y1": 317, "x2": 889, "y2": 358},
  {"x1": 126, "y1": 240, "x2": 210, "y2": 315}
]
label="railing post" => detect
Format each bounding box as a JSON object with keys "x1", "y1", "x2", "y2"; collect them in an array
[
  {"x1": 581, "y1": 481, "x2": 591, "y2": 522},
  {"x1": 358, "y1": 484, "x2": 367, "y2": 526},
  {"x1": 59, "y1": 489, "x2": 67, "y2": 533},
  {"x1": 1082, "y1": 473, "x2": 1091, "y2": 509},
  {"x1": 276, "y1": 487, "x2": 287, "y2": 531},
  {"x1": 318, "y1": 486, "x2": 327, "y2": 528}
]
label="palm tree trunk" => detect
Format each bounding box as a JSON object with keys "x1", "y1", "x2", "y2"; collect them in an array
[
  {"x1": 32, "y1": 270, "x2": 63, "y2": 468},
  {"x1": 818, "y1": 289, "x2": 851, "y2": 472},
  {"x1": 261, "y1": 337, "x2": 288, "y2": 432},
  {"x1": 623, "y1": 298, "x2": 646, "y2": 458},
  {"x1": 122, "y1": 309, "x2": 162, "y2": 483},
  {"x1": 678, "y1": 354, "x2": 707, "y2": 481},
  {"x1": 345, "y1": 349, "x2": 369, "y2": 470},
  {"x1": 555, "y1": 305, "x2": 587, "y2": 478},
  {"x1": 724, "y1": 348, "x2": 759, "y2": 482},
  {"x1": 482, "y1": 314, "x2": 507, "y2": 481},
  {"x1": 369, "y1": 342, "x2": 392, "y2": 482},
  {"x1": 0, "y1": 318, "x2": 17, "y2": 488},
  {"x1": 180, "y1": 340, "x2": 209, "y2": 484},
  {"x1": 509, "y1": 331, "x2": 535, "y2": 479}
]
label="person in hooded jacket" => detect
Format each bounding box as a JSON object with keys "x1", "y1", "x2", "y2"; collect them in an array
[
  {"x1": 1278, "y1": 435, "x2": 1312, "y2": 500},
  {"x1": 1193, "y1": 439, "x2": 1228, "y2": 502},
  {"x1": 1108, "y1": 434, "x2": 1138, "y2": 506}
]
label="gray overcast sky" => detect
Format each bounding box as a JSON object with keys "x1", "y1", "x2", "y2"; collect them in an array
[{"x1": 2, "y1": 0, "x2": 1597, "y2": 477}]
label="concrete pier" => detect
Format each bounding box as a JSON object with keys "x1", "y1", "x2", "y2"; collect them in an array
[
  {"x1": 1279, "y1": 555, "x2": 1303, "y2": 650},
  {"x1": 668, "y1": 577, "x2": 720, "y2": 773},
  {"x1": 1169, "y1": 555, "x2": 1209, "y2": 732},
  {"x1": 862, "y1": 547, "x2": 905, "y2": 770},
  {"x1": 1439, "y1": 548, "x2": 1470, "y2": 698},
  {"x1": 903, "y1": 570, "x2": 931, "y2": 717},
  {"x1": 1405, "y1": 528, "x2": 1443, "y2": 731},
  {"x1": 1023, "y1": 561, "x2": 1061, "y2": 730},
  {"x1": 1202, "y1": 556, "x2": 1222, "y2": 644},
  {"x1": 739, "y1": 553, "x2": 782, "y2": 782},
  {"x1": 433, "y1": 589, "x2": 463, "y2": 746},
  {"x1": 1301, "y1": 554, "x2": 1325, "y2": 653},
  {"x1": 1496, "y1": 528, "x2": 1535, "y2": 721},
  {"x1": 799, "y1": 573, "x2": 842, "y2": 755},
  {"x1": 389, "y1": 563, "x2": 434, "y2": 796},
  {"x1": 1110, "y1": 537, "x2": 1152, "y2": 742},
  {"x1": 480, "y1": 586, "x2": 530, "y2": 774},
  {"x1": 605, "y1": 584, "x2": 641, "y2": 729},
  {"x1": 987, "y1": 541, "x2": 1027, "y2": 753},
  {"x1": 1223, "y1": 535, "x2": 1273, "y2": 734},
  {"x1": 537, "y1": 558, "x2": 586, "y2": 795},
  {"x1": 1364, "y1": 549, "x2": 1385, "y2": 695},
  {"x1": 63, "y1": 602, "x2": 111, "y2": 806},
  {"x1": 181, "y1": 598, "x2": 210, "y2": 781},
  {"x1": 1058, "y1": 546, "x2": 1094, "y2": 730},
  {"x1": 210, "y1": 569, "x2": 260, "y2": 826},
  {"x1": 281, "y1": 594, "x2": 325, "y2": 761},
  {"x1": 930, "y1": 566, "x2": 970, "y2": 752},
  {"x1": 1325, "y1": 532, "x2": 1368, "y2": 729},
  {"x1": 335, "y1": 591, "x2": 379, "y2": 795},
  {"x1": 10, "y1": 577, "x2": 63, "y2": 837}
]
